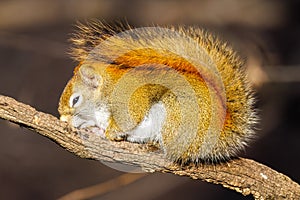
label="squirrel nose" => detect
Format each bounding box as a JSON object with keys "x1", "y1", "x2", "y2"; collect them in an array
[{"x1": 60, "y1": 115, "x2": 70, "y2": 122}]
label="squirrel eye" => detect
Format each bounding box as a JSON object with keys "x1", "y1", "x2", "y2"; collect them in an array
[{"x1": 69, "y1": 93, "x2": 83, "y2": 108}]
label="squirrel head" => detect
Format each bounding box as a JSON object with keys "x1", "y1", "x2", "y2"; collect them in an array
[{"x1": 58, "y1": 64, "x2": 111, "y2": 133}]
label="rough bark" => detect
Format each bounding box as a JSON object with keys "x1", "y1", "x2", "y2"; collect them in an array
[{"x1": 0, "y1": 95, "x2": 299, "y2": 199}]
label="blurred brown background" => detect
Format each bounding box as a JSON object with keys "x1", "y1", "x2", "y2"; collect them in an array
[{"x1": 0, "y1": 0, "x2": 299, "y2": 199}]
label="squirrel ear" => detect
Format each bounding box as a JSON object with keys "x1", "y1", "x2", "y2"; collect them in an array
[{"x1": 79, "y1": 65, "x2": 102, "y2": 88}]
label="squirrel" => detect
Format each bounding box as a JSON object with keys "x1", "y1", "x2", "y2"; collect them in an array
[{"x1": 58, "y1": 21, "x2": 257, "y2": 163}]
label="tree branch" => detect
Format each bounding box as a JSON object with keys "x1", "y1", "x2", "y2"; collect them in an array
[{"x1": 0, "y1": 94, "x2": 299, "y2": 199}]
